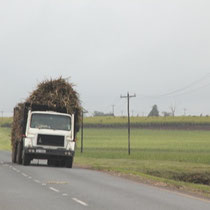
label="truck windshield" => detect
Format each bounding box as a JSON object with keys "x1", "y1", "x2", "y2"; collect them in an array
[{"x1": 30, "y1": 113, "x2": 71, "y2": 131}]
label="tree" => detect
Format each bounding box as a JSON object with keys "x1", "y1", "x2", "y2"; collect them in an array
[
  {"x1": 148, "y1": 105, "x2": 159, "y2": 117},
  {"x1": 93, "y1": 111, "x2": 105, "y2": 116},
  {"x1": 93, "y1": 111, "x2": 114, "y2": 117}
]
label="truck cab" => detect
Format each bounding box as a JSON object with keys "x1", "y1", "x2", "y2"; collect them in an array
[
  {"x1": 12, "y1": 103, "x2": 78, "y2": 168},
  {"x1": 22, "y1": 110, "x2": 75, "y2": 167}
]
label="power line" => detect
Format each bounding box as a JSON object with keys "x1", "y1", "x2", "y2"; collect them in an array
[
  {"x1": 135, "y1": 72, "x2": 210, "y2": 99},
  {"x1": 166, "y1": 82, "x2": 210, "y2": 97},
  {"x1": 158, "y1": 72, "x2": 210, "y2": 97}
]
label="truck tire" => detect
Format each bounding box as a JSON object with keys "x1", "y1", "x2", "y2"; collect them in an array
[
  {"x1": 16, "y1": 142, "x2": 22, "y2": 164},
  {"x1": 12, "y1": 143, "x2": 17, "y2": 163},
  {"x1": 65, "y1": 157, "x2": 73, "y2": 168},
  {"x1": 22, "y1": 151, "x2": 30, "y2": 166}
]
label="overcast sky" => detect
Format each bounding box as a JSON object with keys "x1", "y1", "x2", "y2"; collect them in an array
[{"x1": 1, "y1": 0, "x2": 210, "y2": 116}]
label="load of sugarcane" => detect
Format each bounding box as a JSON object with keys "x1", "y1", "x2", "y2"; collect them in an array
[{"x1": 11, "y1": 78, "x2": 82, "y2": 148}]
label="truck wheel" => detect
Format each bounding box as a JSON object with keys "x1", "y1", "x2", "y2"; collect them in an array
[
  {"x1": 22, "y1": 152, "x2": 30, "y2": 166},
  {"x1": 65, "y1": 157, "x2": 73, "y2": 168},
  {"x1": 16, "y1": 142, "x2": 22, "y2": 164},
  {"x1": 12, "y1": 143, "x2": 17, "y2": 163}
]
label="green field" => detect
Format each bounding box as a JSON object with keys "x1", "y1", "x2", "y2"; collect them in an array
[
  {"x1": 76, "y1": 129, "x2": 210, "y2": 162},
  {"x1": 0, "y1": 128, "x2": 11, "y2": 150},
  {"x1": 0, "y1": 118, "x2": 12, "y2": 150},
  {"x1": 0, "y1": 117, "x2": 12, "y2": 126},
  {"x1": 84, "y1": 116, "x2": 210, "y2": 126}
]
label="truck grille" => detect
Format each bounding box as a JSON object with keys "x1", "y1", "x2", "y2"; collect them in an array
[{"x1": 37, "y1": 134, "x2": 64, "y2": 147}]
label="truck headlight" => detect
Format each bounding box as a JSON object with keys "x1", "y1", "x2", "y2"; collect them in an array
[
  {"x1": 24, "y1": 138, "x2": 33, "y2": 147},
  {"x1": 66, "y1": 136, "x2": 71, "y2": 141}
]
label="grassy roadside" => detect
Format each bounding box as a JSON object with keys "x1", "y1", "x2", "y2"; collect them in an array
[
  {"x1": 74, "y1": 128, "x2": 210, "y2": 198},
  {"x1": 0, "y1": 117, "x2": 12, "y2": 126},
  {"x1": 0, "y1": 128, "x2": 11, "y2": 151},
  {"x1": 74, "y1": 157, "x2": 210, "y2": 198}
]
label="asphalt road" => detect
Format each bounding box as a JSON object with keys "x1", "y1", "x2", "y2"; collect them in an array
[{"x1": 0, "y1": 151, "x2": 209, "y2": 210}]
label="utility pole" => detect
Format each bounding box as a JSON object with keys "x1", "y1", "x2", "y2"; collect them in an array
[
  {"x1": 81, "y1": 108, "x2": 88, "y2": 153},
  {"x1": 184, "y1": 108, "x2": 187, "y2": 116},
  {"x1": 112, "y1": 104, "x2": 115, "y2": 116},
  {"x1": 120, "y1": 92, "x2": 136, "y2": 155},
  {"x1": 1, "y1": 111, "x2": 3, "y2": 119}
]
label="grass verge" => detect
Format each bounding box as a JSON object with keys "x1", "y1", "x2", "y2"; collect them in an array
[{"x1": 0, "y1": 128, "x2": 11, "y2": 150}]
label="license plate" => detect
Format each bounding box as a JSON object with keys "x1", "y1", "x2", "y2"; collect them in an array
[{"x1": 36, "y1": 149, "x2": 46, "y2": 153}]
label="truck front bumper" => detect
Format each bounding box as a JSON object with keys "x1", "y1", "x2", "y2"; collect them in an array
[{"x1": 24, "y1": 147, "x2": 74, "y2": 159}]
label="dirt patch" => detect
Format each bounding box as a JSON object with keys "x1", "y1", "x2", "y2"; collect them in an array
[
  {"x1": 146, "y1": 170, "x2": 210, "y2": 186},
  {"x1": 174, "y1": 173, "x2": 210, "y2": 185}
]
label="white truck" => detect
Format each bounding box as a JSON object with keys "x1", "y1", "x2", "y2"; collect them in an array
[{"x1": 12, "y1": 103, "x2": 78, "y2": 168}]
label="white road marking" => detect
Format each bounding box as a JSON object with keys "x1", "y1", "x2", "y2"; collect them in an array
[
  {"x1": 0, "y1": 161, "x2": 4, "y2": 164},
  {"x1": 49, "y1": 187, "x2": 60, "y2": 193},
  {"x1": 62, "y1": 193, "x2": 68, "y2": 196},
  {"x1": 72, "y1": 198, "x2": 88, "y2": 207},
  {"x1": 3, "y1": 164, "x2": 9, "y2": 167},
  {"x1": 34, "y1": 179, "x2": 41, "y2": 183},
  {"x1": 42, "y1": 183, "x2": 47, "y2": 186},
  {"x1": 21, "y1": 173, "x2": 28, "y2": 177},
  {"x1": 28, "y1": 176, "x2": 32, "y2": 179},
  {"x1": 11, "y1": 167, "x2": 20, "y2": 173}
]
